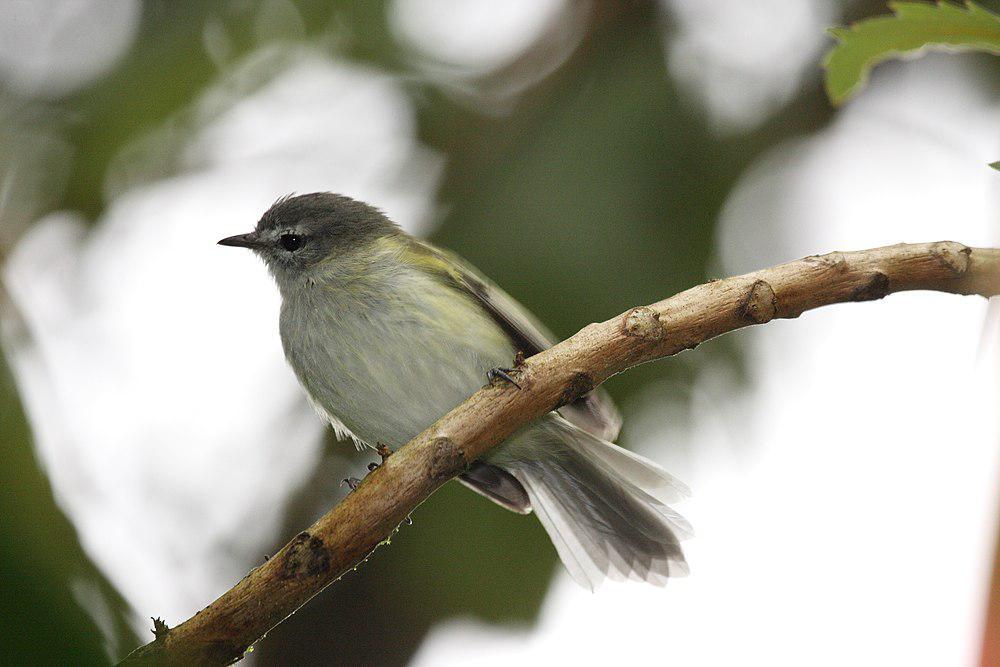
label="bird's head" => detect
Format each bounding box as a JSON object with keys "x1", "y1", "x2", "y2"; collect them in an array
[{"x1": 218, "y1": 192, "x2": 398, "y2": 285}]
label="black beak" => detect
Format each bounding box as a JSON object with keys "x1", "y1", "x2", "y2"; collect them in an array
[{"x1": 217, "y1": 233, "x2": 258, "y2": 249}]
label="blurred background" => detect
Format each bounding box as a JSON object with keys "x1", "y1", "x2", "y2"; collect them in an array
[{"x1": 0, "y1": 1, "x2": 997, "y2": 665}]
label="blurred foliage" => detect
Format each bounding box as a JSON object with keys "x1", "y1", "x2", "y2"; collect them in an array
[
  {"x1": 824, "y1": 1, "x2": 1000, "y2": 104},
  {"x1": 1, "y1": 0, "x2": 995, "y2": 665},
  {"x1": 0, "y1": 343, "x2": 138, "y2": 664}
]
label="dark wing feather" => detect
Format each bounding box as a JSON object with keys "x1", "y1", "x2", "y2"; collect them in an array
[{"x1": 402, "y1": 238, "x2": 622, "y2": 442}]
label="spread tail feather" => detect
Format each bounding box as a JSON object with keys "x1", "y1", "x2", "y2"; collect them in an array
[{"x1": 504, "y1": 417, "x2": 691, "y2": 589}]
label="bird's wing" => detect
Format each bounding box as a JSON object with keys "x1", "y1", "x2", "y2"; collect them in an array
[{"x1": 400, "y1": 237, "x2": 621, "y2": 442}]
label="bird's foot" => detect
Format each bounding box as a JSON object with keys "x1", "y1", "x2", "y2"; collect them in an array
[
  {"x1": 363, "y1": 444, "x2": 395, "y2": 476},
  {"x1": 345, "y1": 444, "x2": 396, "y2": 492},
  {"x1": 353, "y1": 447, "x2": 411, "y2": 524},
  {"x1": 487, "y1": 366, "x2": 521, "y2": 389},
  {"x1": 340, "y1": 477, "x2": 362, "y2": 491}
]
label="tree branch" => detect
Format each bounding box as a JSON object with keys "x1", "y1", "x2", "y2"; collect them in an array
[{"x1": 121, "y1": 241, "x2": 1000, "y2": 665}]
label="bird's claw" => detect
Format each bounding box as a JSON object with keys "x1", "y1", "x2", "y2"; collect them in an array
[
  {"x1": 340, "y1": 477, "x2": 362, "y2": 491},
  {"x1": 487, "y1": 367, "x2": 521, "y2": 389}
]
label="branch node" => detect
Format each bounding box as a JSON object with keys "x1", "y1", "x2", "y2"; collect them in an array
[
  {"x1": 428, "y1": 437, "x2": 465, "y2": 479},
  {"x1": 807, "y1": 251, "x2": 848, "y2": 271},
  {"x1": 741, "y1": 280, "x2": 777, "y2": 323},
  {"x1": 851, "y1": 272, "x2": 890, "y2": 301},
  {"x1": 281, "y1": 531, "x2": 331, "y2": 580},
  {"x1": 930, "y1": 241, "x2": 971, "y2": 276},
  {"x1": 622, "y1": 306, "x2": 664, "y2": 340},
  {"x1": 558, "y1": 372, "x2": 596, "y2": 408}
]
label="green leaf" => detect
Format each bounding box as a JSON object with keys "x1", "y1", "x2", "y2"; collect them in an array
[
  {"x1": 990, "y1": 161, "x2": 1000, "y2": 170},
  {"x1": 823, "y1": 1, "x2": 1000, "y2": 105}
]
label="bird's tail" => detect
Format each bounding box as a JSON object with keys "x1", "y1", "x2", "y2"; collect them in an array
[{"x1": 502, "y1": 417, "x2": 691, "y2": 589}]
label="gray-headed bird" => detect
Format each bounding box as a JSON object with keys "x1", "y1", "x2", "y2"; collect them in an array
[{"x1": 219, "y1": 193, "x2": 690, "y2": 588}]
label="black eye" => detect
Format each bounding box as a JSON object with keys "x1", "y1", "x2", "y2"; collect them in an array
[{"x1": 279, "y1": 234, "x2": 303, "y2": 251}]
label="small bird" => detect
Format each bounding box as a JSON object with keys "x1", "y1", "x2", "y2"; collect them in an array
[{"x1": 219, "y1": 193, "x2": 690, "y2": 588}]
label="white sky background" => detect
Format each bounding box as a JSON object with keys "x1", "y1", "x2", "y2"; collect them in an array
[
  {"x1": 0, "y1": 2, "x2": 997, "y2": 665},
  {"x1": 387, "y1": 0, "x2": 587, "y2": 106},
  {"x1": 662, "y1": 0, "x2": 833, "y2": 133},
  {"x1": 0, "y1": 0, "x2": 141, "y2": 98},
  {"x1": 389, "y1": 0, "x2": 567, "y2": 74}
]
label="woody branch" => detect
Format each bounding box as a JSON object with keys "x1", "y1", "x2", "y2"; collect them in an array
[{"x1": 121, "y1": 241, "x2": 1000, "y2": 665}]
